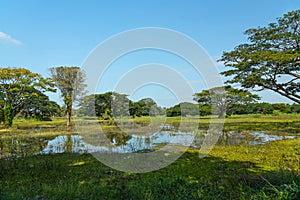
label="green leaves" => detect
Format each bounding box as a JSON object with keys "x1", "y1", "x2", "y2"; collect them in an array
[
  {"x1": 0, "y1": 67, "x2": 56, "y2": 127},
  {"x1": 220, "y1": 10, "x2": 300, "y2": 104},
  {"x1": 194, "y1": 86, "x2": 260, "y2": 118},
  {"x1": 50, "y1": 66, "x2": 87, "y2": 126}
]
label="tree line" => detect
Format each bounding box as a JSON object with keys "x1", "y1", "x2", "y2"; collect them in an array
[
  {"x1": 166, "y1": 102, "x2": 300, "y2": 117},
  {"x1": 77, "y1": 93, "x2": 165, "y2": 119},
  {"x1": 0, "y1": 10, "x2": 299, "y2": 127}
]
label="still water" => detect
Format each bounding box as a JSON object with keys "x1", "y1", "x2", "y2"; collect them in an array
[{"x1": 0, "y1": 124, "x2": 298, "y2": 158}]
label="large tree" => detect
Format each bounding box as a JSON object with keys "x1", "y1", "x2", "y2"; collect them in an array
[
  {"x1": 78, "y1": 92, "x2": 129, "y2": 119},
  {"x1": 220, "y1": 10, "x2": 300, "y2": 104},
  {"x1": 129, "y1": 98, "x2": 164, "y2": 117},
  {"x1": 0, "y1": 67, "x2": 55, "y2": 127},
  {"x1": 50, "y1": 66, "x2": 86, "y2": 126},
  {"x1": 20, "y1": 91, "x2": 62, "y2": 121},
  {"x1": 193, "y1": 86, "x2": 260, "y2": 118}
]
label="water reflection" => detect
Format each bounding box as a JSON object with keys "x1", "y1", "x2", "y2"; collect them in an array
[
  {"x1": 0, "y1": 136, "x2": 52, "y2": 158},
  {"x1": 0, "y1": 124, "x2": 298, "y2": 159},
  {"x1": 40, "y1": 130, "x2": 298, "y2": 154}
]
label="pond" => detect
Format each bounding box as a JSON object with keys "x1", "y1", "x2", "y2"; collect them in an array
[{"x1": 0, "y1": 123, "x2": 298, "y2": 158}]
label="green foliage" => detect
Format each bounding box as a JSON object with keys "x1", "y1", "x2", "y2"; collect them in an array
[
  {"x1": 291, "y1": 104, "x2": 300, "y2": 113},
  {"x1": 78, "y1": 92, "x2": 128, "y2": 119},
  {"x1": 194, "y1": 86, "x2": 260, "y2": 118},
  {"x1": 78, "y1": 93, "x2": 164, "y2": 119},
  {"x1": 227, "y1": 102, "x2": 300, "y2": 115},
  {"x1": 20, "y1": 92, "x2": 62, "y2": 121},
  {"x1": 0, "y1": 108, "x2": 4, "y2": 124},
  {"x1": 166, "y1": 102, "x2": 201, "y2": 117},
  {"x1": 112, "y1": 93, "x2": 130, "y2": 117},
  {"x1": 4, "y1": 104, "x2": 13, "y2": 127},
  {"x1": 129, "y1": 98, "x2": 165, "y2": 117},
  {"x1": 50, "y1": 66, "x2": 86, "y2": 126},
  {"x1": 0, "y1": 67, "x2": 55, "y2": 127},
  {"x1": 220, "y1": 10, "x2": 300, "y2": 104}
]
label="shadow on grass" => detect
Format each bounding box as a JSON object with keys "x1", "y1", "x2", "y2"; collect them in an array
[{"x1": 0, "y1": 150, "x2": 299, "y2": 200}]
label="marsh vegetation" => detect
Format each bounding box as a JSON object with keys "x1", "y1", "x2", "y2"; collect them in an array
[{"x1": 0, "y1": 115, "x2": 299, "y2": 199}]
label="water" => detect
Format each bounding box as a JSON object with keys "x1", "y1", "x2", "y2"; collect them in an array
[
  {"x1": 41, "y1": 131, "x2": 195, "y2": 154},
  {"x1": 0, "y1": 124, "x2": 298, "y2": 158}
]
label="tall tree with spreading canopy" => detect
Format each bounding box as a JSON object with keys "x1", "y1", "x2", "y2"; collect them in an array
[
  {"x1": 193, "y1": 86, "x2": 260, "y2": 118},
  {"x1": 20, "y1": 91, "x2": 62, "y2": 121},
  {"x1": 220, "y1": 10, "x2": 300, "y2": 104},
  {"x1": 50, "y1": 66, "x2": 86, "y2": 126},
  {"x1": 0, "y1": 67, "x2": 55, "y2": 127}
]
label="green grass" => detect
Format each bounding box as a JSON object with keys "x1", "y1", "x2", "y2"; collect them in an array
[
  {"x1": 0, "y1": 139, "x2": 299, "y2": 199},
  {"x1": 0, "y1": 114, "x2": 300, "y2": 199},
  {"x1": 1, "y1": 114, "x2": 299, "y2": 137}
]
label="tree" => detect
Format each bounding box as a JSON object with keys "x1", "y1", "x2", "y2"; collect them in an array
[
  {"x1": 50, "y1": 66, "x2": 86, "y2": 126},
  {"x1": 0, "y1": 67, "x2": 55, "y2": 127},
  {"x1": 111, "y1": 92, "x2": 130, "y2": 117},
  {"x1": 78, "y1": 92, "x2": 129, "y2": 119},
  {"x1": 291, "y1": 103, "x2": 300, "y2": 113},
  {"x1": 220, "y1": 10, "x2": 300, "y2": 104},
  {"x1": 20, "y1": 91, "x2": 62, "y2": 121},
  {"x1": 166, "y1": 102, "x2": 199, "y2": 117},
  {"x1": 193, "y1": 86, "x2": 260, "y2": 118},
  {"x1": 129, "y1": 98, "x2": 164, "y2": 117}
]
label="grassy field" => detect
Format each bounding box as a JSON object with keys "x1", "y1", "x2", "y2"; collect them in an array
[
  {"x1": 0, "y1": 114, "x2": 300, "y2": 199},
  {"x1": 1, "y1": 113, "x2": 300, "y2": 137}
]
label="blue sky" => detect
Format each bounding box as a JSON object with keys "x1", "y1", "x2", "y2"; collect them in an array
[{"x1": 0, "y1": 1, "x2": 299, "y2": 107}]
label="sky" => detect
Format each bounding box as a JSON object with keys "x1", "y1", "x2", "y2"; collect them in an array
[{"x1": 0, "y1": 0, "x2": 299, "y2": 107}]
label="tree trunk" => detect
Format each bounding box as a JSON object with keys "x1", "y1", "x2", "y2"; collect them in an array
[
  {"x1": 0, "y1": 108, "x2": 4, "y2": 125},
  {"x1": 218, "y1": 109, "x2": 226, "y2": 118},
  {"x1": 66, "y1": 105, "x2": 72, "y2": 126},
  {"x1": 4, "y1": 104, "x2": 14, "y2": 128}
]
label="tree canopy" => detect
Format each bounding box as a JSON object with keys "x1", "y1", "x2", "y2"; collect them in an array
[
  {"x1": 166, "y1": 102, "x2": 200, "y2": 117},
  {"x1": 78, "y1": 92, "x2": 164, "y2": 119},
  {"x1": 0, "y1": 67, "x2": 55, "y2": 127},
  {"x1": 20, "y1": 91, "x2": 62, "y2": 121},
  {"x1": 193, "y1": 86, "x2": 260, "y2": 118},
  {"x1": 129, "y1": 98, "x2": 165, "y2": 117},
  {"x1": 50, "y1": 66, "x2": 86, "y2": 126},
  {"x1": 220, "y1": 10, "x2": 300, "y2": 104}
]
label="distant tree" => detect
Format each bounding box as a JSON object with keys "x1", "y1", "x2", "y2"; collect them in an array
[
  {"x1": 111, "y1": 93, "x2": 130, "y2": 117},
  {"x1": 250, "y1": 102, "x2": 274, "y2": 114},
  {"x1": 193, "y1": 86, "x2": 260, "y2": 118},
  {"x1": 50, "y1": 66, "x2": 86, "y2": 126},
  {"x1": 272, "y1": 103, "x2": 292, "y2": 113},
  {"x1": 78, "y1": 92, "x2": 129, "y2": 119},
  {"x1": 78, "y1": 95, "x2": 96, "y2": 117},
  {"x1": 220, "y1": 10, "x2": 300, "y2": 104},
  {"x1": 78, "y1": 93, "x2": 109, "y2": 118},
  {"x1": 129, "y1": 101, "x2": 141, "y2": 117},
  {"x1": 0, "y1": 67, "x2": 55, "y2": 127},
  {"x1": 199, "y1": 104, "x2": 212, "y2": 116},
  {"x1": 129, "y1": 98, "x2": 164, "y2": 117},
  {"x1": 291, "y1": 104, "x2": 300, "y2": 113},
  {"x1": 79, "y1": 93, "x2": 164, "y2": 119},
  {"x1": 166, "y1": 102, "x2": 199, "y2": 117},
  {"x1": 166, "y1": 104, "x2": 181, "y2": 117}
]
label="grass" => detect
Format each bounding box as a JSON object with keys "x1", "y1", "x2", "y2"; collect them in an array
[
  {"x1": 0, "y1": 139, "x2": 299, "y2": 199},
  {"x1": 0, "y1": 114, "x2": 300, "y2": 199},
  {"x1": 1, "y1": 113, "x2": 299, "y2": 137}
]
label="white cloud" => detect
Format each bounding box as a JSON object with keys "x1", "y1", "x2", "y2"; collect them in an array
[{"x1": 0, "y1": 32, "x2": 22, "y2": 45}]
